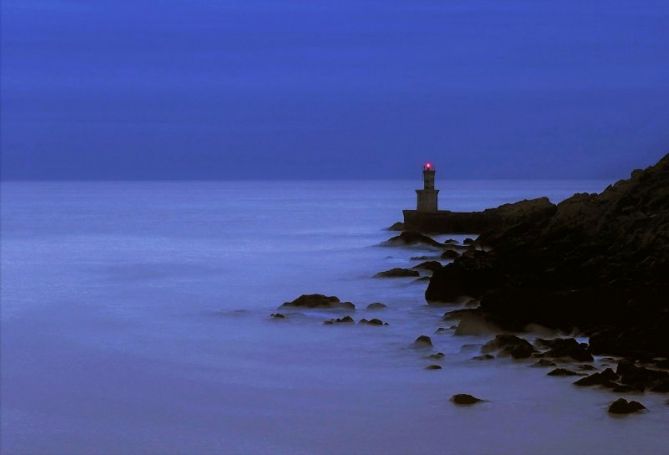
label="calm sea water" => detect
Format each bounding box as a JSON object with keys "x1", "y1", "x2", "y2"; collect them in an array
[{"x1": 2, "y1": 180, "x2": 668, "y2": 455}]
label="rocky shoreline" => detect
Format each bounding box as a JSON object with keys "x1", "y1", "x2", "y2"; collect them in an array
[
  {"x1": 425, "y1": 153, "x2": 669, "y2": 360},
  {"x1": 272, "y1": 153, "x2": 669, "y2": 416}
]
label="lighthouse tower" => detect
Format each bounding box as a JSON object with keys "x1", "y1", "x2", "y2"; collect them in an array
[{"x1": 416, "y1": 162, "x2": 439, "y2": 212}]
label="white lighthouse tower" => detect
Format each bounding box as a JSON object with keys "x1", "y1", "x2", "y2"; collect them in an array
[{"x1": 416, "y1": 162, "x2": 438, "y2": 212}]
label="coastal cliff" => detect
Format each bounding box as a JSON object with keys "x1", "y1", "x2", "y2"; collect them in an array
[{"x1": 426, "y1": 153, "x2": 669, "y2": 358}]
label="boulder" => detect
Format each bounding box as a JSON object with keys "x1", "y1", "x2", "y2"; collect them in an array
[
  {"x1": 573, "y1": 368, "x2": 618, "y2": 387},
  {"x1": 270, "y1": 313, "x2": 286, "y2": 319},
  {"x1": 414, "y1": 335, "x2": 433, "y2": 347},
  {"x1": 608, "y1": 398, "x2": 646, "y2": 415},
  {"x1": 547, "y1": 368, "x2": 583, "y2": 376},
  {"x1": 323, "y1": 316, "x2": 354, "y2": 325},
  {"x1": 374, "y1": 268, "x2": 420, "y2": 278},
  {"x1": 451, "y1": 394, "x2": 483, "y2": 405},
  {"x1": 359, "y1": 318, "x2": 388, "y2": 326},
  {"x1": 441, "y1": 250, "x2": 460, "y2": 260},
  {"x1": 366, "y1": 302, "x2": 387, "y2": 311},
  {"x1": 385, "y1": 231, "x2": 443, "y2": 248},
  {"x1": 427, "y1": 352, "x2": 445, "y2": 360},
  {"x1": 472, "y1": 354, "x2": 494, "y2": 361},
  {"x1": 616, "y1": 359, "x2": 669, "y2": 391},
  {"x1": 425, "y1": 364, "x2": 442, "y2": 370},
  {"x1": 536, "y1": 338, "x2": 593, "y2": 362},
  {"x1": 482, "y1": 334, "x2": 536, "y2": 359},
  {"x1": 281, "y1": 294, "x2": 355, "y2": 310}
]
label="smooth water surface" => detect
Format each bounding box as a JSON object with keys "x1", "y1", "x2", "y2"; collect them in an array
[{"x1": 2, "y1": 180, "x2": 667, "y2": 454}]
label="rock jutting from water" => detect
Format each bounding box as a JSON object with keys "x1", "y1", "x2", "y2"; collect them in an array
[
  {"x1": 451, "y1": 394, "x2": 484, "y2": 405},
  {"x1": 280, "y1": 294, "x2": 355, "y2": 310},
  {"x1": 374, "y1": 268, "x2": 420, "y2": 278}
]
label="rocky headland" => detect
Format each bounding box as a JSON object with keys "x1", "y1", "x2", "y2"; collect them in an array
[{"x1": 425, "y1": 153, "x2": 669, "y2": 359}]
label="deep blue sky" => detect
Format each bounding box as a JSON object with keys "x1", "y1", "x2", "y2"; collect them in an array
[{"x1": 2, "y1": 0, "x2": 668, "y2": 180}]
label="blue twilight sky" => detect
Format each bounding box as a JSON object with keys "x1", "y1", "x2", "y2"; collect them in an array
[{"x1": 1, "y1": 0, "x2": 668, "y2": 180}]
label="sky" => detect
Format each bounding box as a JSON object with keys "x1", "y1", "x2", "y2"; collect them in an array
[{"x1": 2, "y1": 0, "x2": 668, "y2": 180}]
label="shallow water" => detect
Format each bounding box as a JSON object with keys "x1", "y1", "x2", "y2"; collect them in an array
[{"x1": 2, "y1": 180, "x2": 667, "y2": 455}]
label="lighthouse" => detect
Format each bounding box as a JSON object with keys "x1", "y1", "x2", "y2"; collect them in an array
[{"x1": 416, "y1": 162, "x2": 439, "y2": 212}]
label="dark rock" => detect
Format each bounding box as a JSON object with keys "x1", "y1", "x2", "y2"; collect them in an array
[
  {"x1": 531, "y1": 359, "x2": 557, "y2": 368},
  {"x1": 270, "y1": 313, "x2": 286, "y2": 319},
  {"x1": 451, "y1": 394, "x2": 483, "y2": 405},
  {"x1": 536, "y1": 338, "x2": 594, "y2": 362},
  {"x1": 411, "y1": 255, "x2": 441, "y2": 260},
  {"x1": 655, "y1": 358, "x2": 669, "y2": 369},
  {"x1": 616, "y1": 359, "x2": 669, "y2": 391},
  {"x1": 578, "y1": 364, "x2": 597, "y2": 371},
  {"x1": 414, "y1": 335, "x2": 433, "y2": 347},
  {"x1": 482, "y1": 334, "x2": 536, "y2": 359},
  {"x1": 441, "y1": 249, "x2": 460, "y2": 260},
  {"x1": 425, "y1": 364, "x2": 442, "y2": 370},
  {"x1": 574, "y1": 368, "x2": 618, "y2": 386},
  {"x1": 463, "y1": 238, "x2": 475, "y2": 245},
  {"x1": 359, "y1": 318, "x2": 388, "y2": 326},
  {"x1": 427, "y1": 352, "x2": 445, "y2": 360},
  {"x1": 366, "y1": 302, "x2": 387, "y2": 310},
  {"x1": 323, "y1": 316, "x2": 354, "y2": 325},
  {"x1": 412, "y1": 261, "x2": 443, "y2": 273},
  {"x1": 387, "y1": 221, "x2": 405, "y2": 231},
  {"x1": 281, "y1": 294, "x2": 355, "y2": 310},
  {"x1": 472, "y1": 354, "x2": 494, "y2": 361},
  {"x1": 547, "y1": 368, "x2": 583, "y2": 376},
  {"x1": 608, "y1": 398, "x2": 646, "y2": 415},
  {"x1": 426, "y1": 251, "x2": 500, "y2": 304},
  {"x1": 385, "y1": 231, "x2": 443, "y2": 248},
  {"x1": 434, "y1": 327, "x2": 448, "y2": 334},
  {"x1": 375, "y1": 268, "x2": 420, "y2": 278}
]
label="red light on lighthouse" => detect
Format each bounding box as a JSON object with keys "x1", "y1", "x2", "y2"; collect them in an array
[{"x1": 423, "y1": 162, "x2": 433, "y2": 171}]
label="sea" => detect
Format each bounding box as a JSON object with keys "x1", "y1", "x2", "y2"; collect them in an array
[{"x1": 2, "y1": 180, "x2": 668, "y2": 455}]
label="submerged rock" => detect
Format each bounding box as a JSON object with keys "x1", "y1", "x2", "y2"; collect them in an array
[
  {"x1": 374, "y1": 268, "x2": 420, "y2": 278},
  {"x1": 608, "y1": 398, "x2": 646, "y2": 415},
  {"x1": 366, "y1": 302, "x2": 387, "y2": 311},
  {"x1": 482, "y1": 334, "x2": 536, "y2": 359},
  {"x1": 414, "y1": 335, "x2": 433, "y2": 347},
  {"x1": 323, "y1": 316, "x2": 355, "y2": 325},
  {"x1": 385, "y1": 231, "x2": 443, "y2": 248},
  {"x1": 427, "y1": 352, "x2": 445, "y2": 360},
  {"x1": 451, "y1": 394, "x2": 484, "y2": 405},
  {"x1": 270, "y1": 313, "x2": 286, "y2": 319},
  {"x1": 425, "y1": 364, "x2": 442, "y2": 370},
  {"x1": 472, "y1": 354, "x2": 494, "y2": 361},
  {"x1": 281, "y1": 294, "x2": 355, "y2": 310},
  {"x1": 547, "y1": 368, "x2": 583, "y2": 377},
  {"x1": 359, "y1": 318, "x2": 388, "y2": 326}
]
